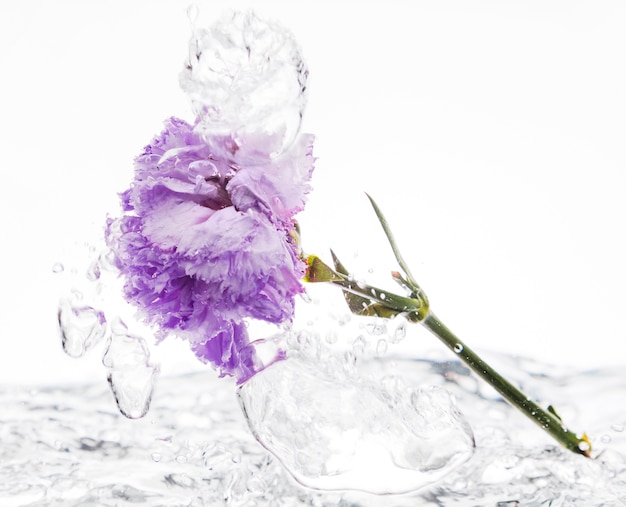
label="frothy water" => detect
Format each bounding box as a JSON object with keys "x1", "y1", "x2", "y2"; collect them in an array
[
  {"x1": 179, "y1": 10, "x2": 308, "y2": 162},
  {"x1": 3, "y1": 352, "x2": 625, "y2": 506},
  {"x1": 238, "y1": 348, "x2": 474, "y2": 494}
]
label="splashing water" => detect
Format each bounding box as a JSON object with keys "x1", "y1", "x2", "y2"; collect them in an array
[
  {"x1": 102, "y1": 319, "x2": 160, "y2": 419},
  {"x1": 55, "y1": 244, "x2": 160, "y2": 420},
  {"x1": 179, "y1": 10, "x2": 308, "y2": 161},
  {"x1": 57, "y1": 297, "x2": 107, "y2": 358},
  {"x1": 50, "y1": 251, "x2": 626, "y2": 503},
  {"x1": 238, "y1": 349, "x2": 475, "y2": 494},
  {"x1": 2, "y1": 352, "x2": 625, "y2": 506}
]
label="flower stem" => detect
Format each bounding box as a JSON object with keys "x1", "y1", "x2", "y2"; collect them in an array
[{"x1": 421, "y1": 312, "x2": 591, "y2": 457}]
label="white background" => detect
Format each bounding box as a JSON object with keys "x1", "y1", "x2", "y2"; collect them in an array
[{"x1": 1, "y1": 0, "x2": 625, "y2": 386}]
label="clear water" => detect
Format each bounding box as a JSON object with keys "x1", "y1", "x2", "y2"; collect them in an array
[
  {"x1": 3, "y1": 351, "x2": 625, "y2": 506},
  {"x1": 179, "y1": 9, "x2": 308, "y2": 162}
]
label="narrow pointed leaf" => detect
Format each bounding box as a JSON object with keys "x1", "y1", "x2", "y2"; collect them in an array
[
  {"x1": 365, "y1": 193, "x2": 420, "y2": 292},
  {"x1": 304, "y1": 255, "x2": 343, "y2": 283},
  {"x1": 329, "y1": 250, "x2": 378, "y2": 315}
]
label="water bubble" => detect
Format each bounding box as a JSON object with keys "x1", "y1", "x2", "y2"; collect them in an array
[
  {"x1": 325, "y1": 331, "x2": 338, "y2": 344},
  {"x1": 52, "y1": 262, "x2": 64, "y2": 274},
  {"x1": 86, "y1": 259, "x2": 101, "y2": 281},
  {"x1": 151, "y1": 452, "x2": 162, "y2": 462},
  {"x1": 175, "y1": 455, "x2": 188, "y2": 464},
  {"x1": 102, "y1": 320, "x2": 160, "y2": 419},
  {"x1": 390, "y1": 320, "x2": 407, "y2": 343},
  {"x1": 376, "y1": 339, "x2": 388, "y2": 356},
  {"x1": 57, "y1": 298, "x2": 107, "y2": 358},
  {"x1": 454, "y1": 343, "x2": 464, "y2": 354},
  {"x1": 352, "y1": 336, "x2": 367, "y2": 356},
  {"x1": 186, "y1": 3, "x2": 199, "y2": 23},
  {"x1": 601, "y1": 434, "x2": 612, "y2": 443},
  {"x1": 611, "y1": 424, "x2": 624, "y2": 432},
  {"x1": 365, "y1": 320, "x2": 387, "y2": 336}
]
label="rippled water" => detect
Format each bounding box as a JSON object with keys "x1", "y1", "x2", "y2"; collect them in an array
[{"x1": 2, "y1": 351, "x2": 625, "y2": 506}]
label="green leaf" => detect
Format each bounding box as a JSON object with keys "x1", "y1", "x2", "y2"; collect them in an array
[
  {"x1": 365, "y1": 193, "x2": 420, "y2": 293},
  {"x1": 329, "y1": 250, "x2": 378, "y2": 316},
  {"x1": 303, "y1": 255, "x2": 343, "y2": 283}
]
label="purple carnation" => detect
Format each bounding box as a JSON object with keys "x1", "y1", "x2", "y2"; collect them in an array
[{"x1": 106, "y1": 117, "x2": 314, "y2": 380}]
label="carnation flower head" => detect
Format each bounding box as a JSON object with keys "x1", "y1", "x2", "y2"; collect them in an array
[
  {"x1": 107, "y1": 117, "x2": 314, "y2": 383},
  {"x1": 107, "y1": 11, "x2": 314, "y2": 381}
]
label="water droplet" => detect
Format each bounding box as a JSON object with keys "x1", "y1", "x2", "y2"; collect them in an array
[
  {"x1": 601, "y1": 434, "x2": 612, "y2": 443},
  {"x1": 325, "y1": 331, "x2": 338, "y2": 344},
  {"x1": 390, "y1": 321, "x2": 407, "y2": 343},
  {"x1": 578, "y1": 441, "x2": 591, "y2": 452},
  {"x1": 86, "y1": 259, "x2": 101, "y2": 281},
  {"x1": 52, "y1": 262, "x2": 64, "y2": 274},
  {"x1": 365, "y1": 320, "x2": 387, "y2": 336},
  {"x1": 57, "y1": 299, "x2": 107, "y2": 358},
  {"x1": 175, "y1": 454, "x2": 188, "y2": 464},
  {"x1": 103, "y1": 320, "x2": 160, "y2": 419},
  {"x1": 352, "y1": 336, "x2": 367, "y2": 356},
  {"x1": 380, "y1": 292, "x2": 387, "y2": 301},
  {"x1": 367, "y1": 268, "x2": 374, "y2": 274},
  {"x1": 454, "y1": 343, "x2": 464, "y2": 354},
  {"x1": 299, "y1": 291, "x2": 312, "y2": 304},
  {"x1": 151, "y1": 452, "x2": 162, "y2": 462},
  {"x1": 376, "y1": 339, "x2": 388, "y2": 356},
  {"x1": 611, "y1": 424, "x2": 624, "y2": 432},
  {"x1": 186, "y1": 3, "x2": 199, "y2": 23}
]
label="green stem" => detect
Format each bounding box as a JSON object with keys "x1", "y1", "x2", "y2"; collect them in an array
[{"x1": 422, "y1": 312, "x2": 590, "y2": 457}]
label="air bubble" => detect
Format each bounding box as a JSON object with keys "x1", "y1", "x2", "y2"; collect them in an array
[
  {"x1": 52, "y1": 262, "x2": 64, "y2": 274},
  {"x1": 611, "y1": 424, "x2": 624, "y2": 432},
  {"x1": 454, "y1": 343, "x2": 464, "y2": 354}
]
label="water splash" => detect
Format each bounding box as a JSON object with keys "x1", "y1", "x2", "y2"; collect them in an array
[
  {"x1": 3, "y1": 354, "x2": 624, "y2": 506},
  {"x1": 179, "y1": 10, "x2": 308, "y2": 161},
  {"x1": 57, "y1": 297, "x2": 107, "y2": 358},
  {"x1": 237, "y1": 345, "x2": 475, "y2": 494},
  {"x1": 102, "y1": 319, "x2": 160, "y2": 419}
]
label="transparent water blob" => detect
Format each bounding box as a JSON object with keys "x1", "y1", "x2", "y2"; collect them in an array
[
  {"x1": 102, "y1": 319, "x2": 160, "y2": 419},
  {"x1": 237, "y1": 353, "x2": 475, "y2": 494},
  {"x1": 180, "y1": 10, "x2": 308, "y2": 162},
  {"x1": 57, "y1": 297, "x2": 107, "y2": 358}
]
